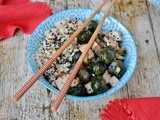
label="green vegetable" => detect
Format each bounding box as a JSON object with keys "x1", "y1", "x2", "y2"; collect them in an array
[
  {"x1": 78, "y1": 68, "x2": 91, "y2": 83},
  {"x1": 91, "y1": 62, "x2": 106, "y2": 75},
  {"x1": 85, "y1": 20, "x2": 98, "y2": 32},
  {"x1": 98, "y1": 46, "x2": 116, "y2": 65},
  {"x1": 77, "y1": 30, "x2": 92, "y2": 44},
  {"x1": 98, "y1": 33, "x2": 105, "y2": 40},
  {"x1": 68, "y1": 84, "x2": 87, "y2": 96},
  {"x1": 73, "y1": 51, "x2": 82, "y2": 61},
  {"x1": 109, "y1": 60, "x2": 126, "y2": 78},
  {"x1": 102, "y1": 46, "x2": 116, "y2": 53},
  {"x1": 91, "y1": 76, "x2": 108, "y2": 94}
]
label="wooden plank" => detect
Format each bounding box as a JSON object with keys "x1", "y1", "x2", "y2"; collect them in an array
[
  {"x1": 66, "y1": 0, "x2": 78, "y2": 9},
  {"x1": 78, "y1": 0, "x2": 90, "y2": 8},
  {"x1": 147, "y1": 3, "x2": 160, "y2": 62},
  {"x1": 89, "y1": 0, "x2": 103, "y2": 10},
  {"x1": 0, "y1": 34, "x2": 50, "y2": 120},
  {"x1": 50, "y1": 0, "x2": 67, "y2": 12}
]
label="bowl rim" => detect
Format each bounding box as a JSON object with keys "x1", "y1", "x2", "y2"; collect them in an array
[
  {"x1": 27, "y1": 8, "x2": 138, "y2": 101},
  {"x1": 148, "y1": 0, "x2": 160, "y2": 7}
]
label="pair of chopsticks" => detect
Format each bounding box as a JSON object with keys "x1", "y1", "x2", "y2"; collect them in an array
[{"x1": 13, "y1": 0, "x2": 116, "y2": 112}]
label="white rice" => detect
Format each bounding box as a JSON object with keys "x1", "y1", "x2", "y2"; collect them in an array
[{"x1": 36, "y1": 19, "x2": 83, "y2": 85}]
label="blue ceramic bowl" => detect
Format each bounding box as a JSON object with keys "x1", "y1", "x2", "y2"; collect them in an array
[
  {"x1": 27, "y1": 8, "x2": 137, "y2": 101},
  {"x1": 148, "y1": 0, "x2": 160, "y2": 7}
]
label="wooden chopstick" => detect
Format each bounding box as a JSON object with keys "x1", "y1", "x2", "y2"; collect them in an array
[
  {"x1": 13, "y1": 0, "x2": 109, "y2": 102},
  {"x1": 51, "y1": 0, "x2": 116, "y2": 112}
]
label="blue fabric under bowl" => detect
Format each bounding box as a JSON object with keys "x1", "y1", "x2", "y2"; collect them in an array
[{"x1": 27, "y1": 8, "x2": 137, "y2": 101}]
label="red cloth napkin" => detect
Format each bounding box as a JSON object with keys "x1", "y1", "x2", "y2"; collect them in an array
[
  {"x1": 99, "y1": 97, "x2": 160, "y2": 120},
  {"x1": 0, "y1": 0, "x2": 52, "y2": 40}
]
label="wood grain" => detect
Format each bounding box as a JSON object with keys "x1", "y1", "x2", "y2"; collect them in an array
[
  {"x1": 0, "y1": 0, "x2": 160, "y2": 120},
  {"x1": 146, "y1": 2, "x2": 160, "y2": 62}
]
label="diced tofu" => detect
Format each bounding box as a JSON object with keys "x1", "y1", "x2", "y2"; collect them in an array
[
  {"x1": 84, "y1": 49, "x2": 94, "y2": 64},
  {"x1": 109, "y1": 76, "x2": 119, "y2": 87},
  {"x1": 103, "y1": 70, "x2": 111, "y2": 84},
  {"x1": 56, "y1": 74, "x2": 80, "y2": 90},
  {"x1": 80, "y1": 44, "x2": 94, "y2": 64},
  {"x1": 56, "y1": 74, "x2": 69, "y2": 90},
  {"x1": 84, "y1": 57, "x2": 88, "y2": 64},
  {"x1": 92, "y1": 42, "x2": 101, "y2": 54},
  {"x1": 80, "y1": 44, "x2": 87, "y2": 52},
  {"x1": 88, "y1": 49, "x2": 94, "y2": 59},
  {"x1": 71, "y1": 77, "x2": 80, "y2": 87},
  {"x1": 85, "y1": 82, "x2": 94, "y2": 94}
]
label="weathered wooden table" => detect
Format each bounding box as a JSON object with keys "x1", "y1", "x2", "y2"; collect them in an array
[{"x1": 0, "y1": 0, "x2": 160, "y2": 120}]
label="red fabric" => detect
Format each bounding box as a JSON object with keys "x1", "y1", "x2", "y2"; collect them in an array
[
  {"x1": 99, "y1": 97, "x2": 160, "y2": 120},
  {"x1": 0, "y1": 0, "x2": 30, "y2": 5},
  {"x1": 0, "y1": 0, "x2": 52, "y2": 40}
]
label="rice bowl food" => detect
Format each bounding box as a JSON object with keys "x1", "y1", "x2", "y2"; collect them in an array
[{"x1": 36, "y1": 18, "x2": 127, "y2": 96}]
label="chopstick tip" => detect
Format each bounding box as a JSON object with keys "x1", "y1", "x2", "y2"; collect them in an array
[
  {"x1": 13, "y1": 96, "x2": 19, "y2": 102},
  {"x1": 51, "y1": 106, "x2": 58, "y2": 112}
]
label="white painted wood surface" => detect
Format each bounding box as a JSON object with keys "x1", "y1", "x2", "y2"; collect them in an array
[{"x1": 0, "y1": 0, "x2": 160, "y2": 120}]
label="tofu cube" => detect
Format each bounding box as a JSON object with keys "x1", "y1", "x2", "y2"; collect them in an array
[
  {"x1": 56, "y1": 74, "x2": 69, "y2": 90},
  {"x1": 80, "y1": 44, "x2": 87, "y2": 52},
  {"x1": 80, "y1": 44, "x2": 94, "y2": 64},
  {"x1": 85, "y1": 82, "x2": 94, "y2": 94},
  {"x1": 109, "y1": 76, "x2": 119, "y2": 87},
  {"x1": 71, "y1": 77, "x2": 80, "y2": 87},
  {"x1": 103, "y1": 70, "x2": 111, "y2": 84},
  {"x1": 92, "y1": 42, "x2": 101, "y2": 54}
]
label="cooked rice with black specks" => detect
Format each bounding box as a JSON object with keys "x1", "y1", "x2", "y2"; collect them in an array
[{"x1": 36, "y1": 18, "x2": 83, "y2": 86}]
